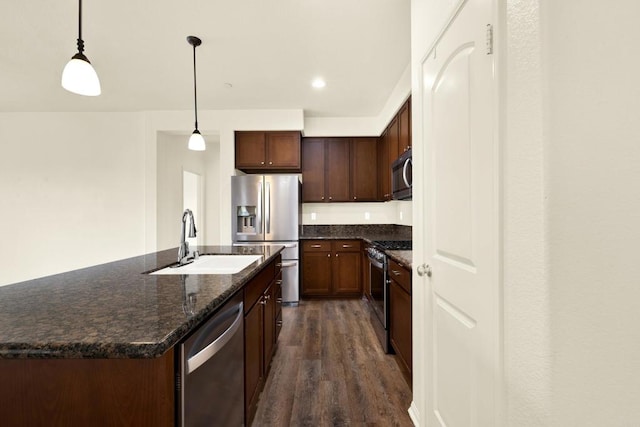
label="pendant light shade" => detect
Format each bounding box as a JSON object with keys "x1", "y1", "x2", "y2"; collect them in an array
[
  {"x1": 188, "y1": 130, "x2": 206, "y2": 151},
  {"x1": 61, "y1": 0, "x2": 101, "y2": 96},
  {"x1": 187, "y1": 36, "x2": 205, "y2": 151}
]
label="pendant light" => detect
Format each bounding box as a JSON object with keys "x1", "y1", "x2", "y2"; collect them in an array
[
  {"x1": 187, "y1": 36, "x2": 206, "y2": 151},
  {"x1": 61, "y1": 0, "x2": 101, "y2": 96}
]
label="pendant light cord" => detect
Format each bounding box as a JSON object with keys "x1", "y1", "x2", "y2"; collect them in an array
[
  {"x1": 77, "y1": 0, "x2": 84, "y2": 54},
  {"x1": 193, "y1": 43, "x2": 199, "y2": 131}
]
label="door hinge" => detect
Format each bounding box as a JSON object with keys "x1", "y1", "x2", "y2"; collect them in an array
[{"x1": 486, "y1": 24, "x2": 494, "y2": 55}]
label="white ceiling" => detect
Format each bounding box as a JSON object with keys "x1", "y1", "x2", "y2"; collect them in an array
[{"x1": 1, "y1": 0, "x2": 410, "y2": 117}]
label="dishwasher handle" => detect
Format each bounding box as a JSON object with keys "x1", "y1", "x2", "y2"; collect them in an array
[{"x1": 187, "y1": 302, "x2": 243, "y2": 374}]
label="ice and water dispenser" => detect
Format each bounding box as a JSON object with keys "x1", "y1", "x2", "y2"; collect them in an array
[{"x1": 236, "y1": 205, "x2": 257, "y2": 235}]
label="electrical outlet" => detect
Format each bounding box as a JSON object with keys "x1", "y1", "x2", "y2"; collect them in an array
[
  {"x1": 311, "y1": 212, "x2": 317, "y2": 221},
  {"x1": 364, "y1": 212, "x2": 371, "y2": 220},
  {"x1": 400, "y1": 211, "x2": 404, "y2": 220}
]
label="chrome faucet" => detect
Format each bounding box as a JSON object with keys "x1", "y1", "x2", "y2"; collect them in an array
[{"x1": 177, "y1": 209, "x2": 199, "y2": 265}]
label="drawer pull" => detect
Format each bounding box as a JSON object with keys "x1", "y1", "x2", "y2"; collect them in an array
[
  {"x1": 391, "y1": 270, "x2": 402, "y2": 276},
  {"x1": 342, "y1": 244, "x2": 353, "y2": 248},
  {"x1": 276, "y1": 298, "x2": 283, "y2": 303},
  {"x1": 311, "y1": 244, "x2": 322, "y2": 248},
  {"x1": 276, "y1": 321, "x2": 283, "y2": 327},
  {"x1": 276, "y1": 280, "x2": 283, "y2": 285}
]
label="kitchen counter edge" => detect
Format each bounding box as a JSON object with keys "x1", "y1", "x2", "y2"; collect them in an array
[{"x1": 0, "y1": 245, "x2": 283, "y2": 360}]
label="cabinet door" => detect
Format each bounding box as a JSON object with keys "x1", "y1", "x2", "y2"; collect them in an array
[
  {"x1": 390, "y1": 280, "x2": 412, "y2": 374},
  {"x1": 266, "y1": 132, "x2": 301, "y2": 169},
  {"x1": 274, "y1": 274, "x2": 283, "y2": 341},
  {"x1": 325, "y1": 138, "x2": 350, "y2": 202},
  {"x1": 350, "y1": 137, "x2": 378, "y2": 201},
  {"x1": 302, "y1": 138, "x2": 326, "y2": 202},
  {"x1": 377, "y1": 130, "x2": 390, "y2": 201},
  {"x1": 244, "y1": 302, "x2": 264, "y2": 423},
  {"x1": 387, "y1": 117, "x2": 400, "y2": 165},
  {"x1": 263, "y1": 283, "x2": 275, "y2": 371},
  {"x1": 235, "y1": 131, "x2": 266, "y2": 168},
  {"x1": 301, "y1": 251, "x2": 332, "y2": 296},
  {"x1": 399, "y1": 98, "x2": 412, "y2": 154},
  {"x1": 332, "y1": 250, "x2": 362, "y2": 296}
]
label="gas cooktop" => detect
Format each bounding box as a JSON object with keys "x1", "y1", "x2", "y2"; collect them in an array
[{"x1": 372, "y1": 240, "x2": 412, "y2": 251}]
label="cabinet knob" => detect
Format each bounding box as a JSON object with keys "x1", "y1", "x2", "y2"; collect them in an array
[
  {"x1": 353, "y1": 196, "x2": 357, "y2": 200},
  {"x1": 276, "y1": 298, "x2": 283, "y2": 303},
  {"x1": 336, "y1": 253, "x2": 339, "y2": 257},
  {"x1": 259, "y1": 298, "x2": 267, "y2": 305},
  {"x1": 276, "y1": 320, "x2": 283, "y2": 327},
  {"x1": 269, "y1": 161, "x2": 273, "y2": 165},
  {"x1": 321, "y1": 196, "x2": 325, "y2": 200},
  {"x1": 261, "y1": 161, "x2": 265, "y2": 165},
  {"x1": 329, "y1": 196, "x2": 332, "y2": 200},
  {"x1": 327, "y1": 253, "x2": 330, "y2": 258}
]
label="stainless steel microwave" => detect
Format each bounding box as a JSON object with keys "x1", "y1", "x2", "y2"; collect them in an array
[{"x1": 391, "y1": 148, "x2": 412, "y2": 200}]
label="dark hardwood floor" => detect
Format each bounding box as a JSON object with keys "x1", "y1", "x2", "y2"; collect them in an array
[{"x1": 252, "y1": 299, "x2": 413, "y2": 427}]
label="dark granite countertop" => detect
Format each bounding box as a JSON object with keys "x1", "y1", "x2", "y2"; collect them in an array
[
  {"x1": 386, "y1": 250, "x2": 413, "y2": 269},
  {"x1": 0, "y1": 245, "x2": 282, "y2": 359},
  {"x1": 301, "y1": 224, "x2": 413, "y2": 269},
  {"x1": 301, "y1": 224, "x2": 412, "y2": 244}
]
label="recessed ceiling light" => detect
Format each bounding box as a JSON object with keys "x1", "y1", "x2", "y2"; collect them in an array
[{"x1": 311, "y1": 78, "x2": 326, "y2": 89}]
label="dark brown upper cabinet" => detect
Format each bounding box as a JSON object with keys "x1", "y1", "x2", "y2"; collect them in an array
[
  {"x1": 377, "y1": 128, "x2": 391, "y2": 201},
  {"x1": 350, "y1": 137, "x2": 378, "y2": 201},
  {"x1": 378, "y1": 95, "x2": 412, "y2": 201},
  {"x1": 235, "y1": 131, "x2": 301, "y2": 173},
  {"x1": 398, "y1": 97, "x2": 412, "y2": 156},
  {"x1": 302, "y1": 137, "x2": 377, "y2": 203}
]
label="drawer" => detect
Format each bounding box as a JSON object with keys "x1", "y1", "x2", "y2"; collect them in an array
[
  {"x1": 332, "y1": 240, "x2": 361, "y2": 252},
  {"x1": 244, "y1": 259, "x2": 275, "y2": 313},
  {"x1": 302, "y1": 240, "x2": 331, "y2": 252},
  {"x1": 388, "y1": 258, "x2": 411, "y2": 294}
]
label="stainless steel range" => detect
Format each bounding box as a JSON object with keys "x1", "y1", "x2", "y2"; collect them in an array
[{"x1": 365, "y1": 240, "x2": 412, "y2": 353}]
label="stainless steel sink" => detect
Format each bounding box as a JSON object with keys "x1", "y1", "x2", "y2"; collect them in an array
[{"x1": 150, "y1": 254, "x2": 263, "y2": 275}]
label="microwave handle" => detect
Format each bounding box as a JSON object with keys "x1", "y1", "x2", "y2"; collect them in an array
[{"x1": 402, "y1": 158, "x2": 412, "y2": 188}]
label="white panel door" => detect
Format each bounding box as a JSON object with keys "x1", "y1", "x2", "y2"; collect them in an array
[{"x1": 420, "y1": 0, "x2": 498, "y2": 425}]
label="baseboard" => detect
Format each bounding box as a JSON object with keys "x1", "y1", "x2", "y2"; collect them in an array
[{"x1": 408, "y1": 401, "x2": 421, "y2": 426}]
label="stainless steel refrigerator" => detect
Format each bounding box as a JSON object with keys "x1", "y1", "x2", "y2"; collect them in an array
[{"x1": 231, "y1": 175, "x2": 301, "y2": 304}]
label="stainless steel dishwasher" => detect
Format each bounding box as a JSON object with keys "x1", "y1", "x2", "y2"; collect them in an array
[{"x1": 178, "y1": 292, "x2": 244, "y2": 427}]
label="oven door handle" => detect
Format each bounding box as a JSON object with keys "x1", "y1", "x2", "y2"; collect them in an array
[{"x1": 367, "y1": 255, "x2": 385, "y2": 269}]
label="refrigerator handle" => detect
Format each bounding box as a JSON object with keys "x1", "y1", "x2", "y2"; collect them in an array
[
  {"x1": 257, "y1": 182, "x2": 263, "y2": 232},
  {"x1": 265, "y1": 181, "x2": 271, "y2": 234}
]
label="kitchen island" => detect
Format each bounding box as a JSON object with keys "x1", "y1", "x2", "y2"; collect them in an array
[{"x1": 0, "y1": 245, "x2": 283, "y2": 426}]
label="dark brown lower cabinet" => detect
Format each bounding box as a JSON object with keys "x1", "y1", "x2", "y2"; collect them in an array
[
  {"x1": 244, "y1": 256, "x2": 281, "y2": 426},
  {"x1": 389, "y1": 258, "x2": 412, "y2": 387},
  {"x1": 0, "y1": 351, "x2": 175, "y2": 427},
  {"x1": 301, "y1": 239, "x2": 362, "y2": 298}
]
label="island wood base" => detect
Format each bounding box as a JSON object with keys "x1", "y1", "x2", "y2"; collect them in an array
[{"x1": 0, "y1": 349, "x2": 174, "y2": 427}]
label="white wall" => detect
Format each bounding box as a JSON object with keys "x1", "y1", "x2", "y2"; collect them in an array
[
  {"x1": 503, "y1": 0, "x2": 551, "y2": 425},
  {"x1": 156, "y1": 132, "x2": 212, "y2": 250},
  {"x1": 0, "y1": 112, "x2": 146, "y2": 286},
  {"x1": 543, "y1": 1, "x2": 640, "y2": 424},
  {"x1": 302, "y1": 200, "x2": 412, "y2": 226},
  {"x1": 144, "y1": 109, "x2": 305, "y2": 249}
]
